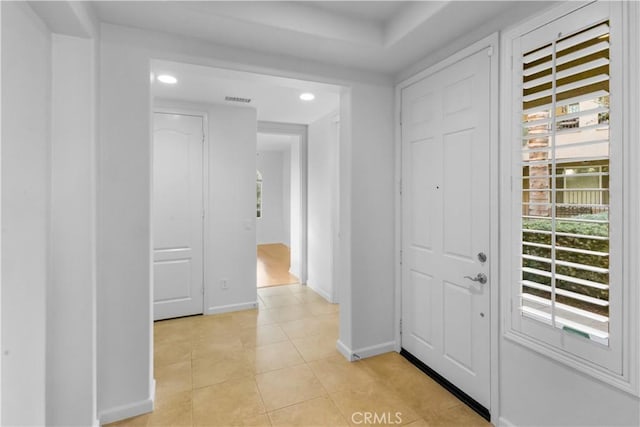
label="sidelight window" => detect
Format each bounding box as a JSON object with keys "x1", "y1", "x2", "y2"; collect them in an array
[{"x1": 502, "y1": 0, "x2": 638, "y2": 387}]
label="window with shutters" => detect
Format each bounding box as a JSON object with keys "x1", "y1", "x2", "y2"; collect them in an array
[
  {"x1": 520, "y1": 19, "x2": 612, "y2": 347},
  {"x1": 502, "y1": 0, "x2": 638, "y2": 387}
]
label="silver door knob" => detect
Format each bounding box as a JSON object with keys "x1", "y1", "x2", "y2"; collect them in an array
[{"x1": 464, "y1": 273, "x2": 487, "y2": 285}]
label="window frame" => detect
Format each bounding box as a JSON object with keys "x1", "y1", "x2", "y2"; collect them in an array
[{"x1": 500, "y1": 0, "x2": 639, "y2": 395}]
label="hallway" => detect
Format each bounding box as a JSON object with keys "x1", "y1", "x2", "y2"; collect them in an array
[
  {"x1": 107, "y1": 284, "x2": 488, "y2": 426},
  {"x1": 257, "y1": 244, "x2": 300, "y2": 288}
]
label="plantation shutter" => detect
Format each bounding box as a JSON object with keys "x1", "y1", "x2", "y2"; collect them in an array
[{"x1": 520, "y1": 20, "x2": 611, "y2": 345}]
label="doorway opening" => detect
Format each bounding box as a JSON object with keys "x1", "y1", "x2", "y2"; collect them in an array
[
  {"x1": 150, "y1": 59, "x2": 343, "y2": 317},
  {"x1": 256, "y1": 125, "x2": 307, "y2": 289}
]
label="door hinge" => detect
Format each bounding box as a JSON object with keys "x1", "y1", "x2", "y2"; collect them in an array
[
  {"x1": 487, "y1": 46, "x2": 494, "y2": 57},
  {"x1": 510, "y1": 55, "x2": 513, "y2": 70},
  {"x1": 202, "y1": 209, "x2": 205, "y2": 219},
  {"x1": 399, "y1": 179, "x2": 403, "y2": 196},
  {"x1": 400, "y1": 250, "x2": 403, "y2": 265},
  {"x1": 399, "y1": 318, "x2": 403, "y2": 335},
  {"x1": 399, "y1": 109, "x2": 402, "y2": 126}
]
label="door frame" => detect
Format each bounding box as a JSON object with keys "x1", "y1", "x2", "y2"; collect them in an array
[
  {"x1": 151, "y1": 106, "x2": 208, "y2": 317},
  {"x1": 257, "y1": 121, "x2": 308, "y2": 285},
  {"x1": 393, "y1": 33, "x2": 500, "y2": 421}
]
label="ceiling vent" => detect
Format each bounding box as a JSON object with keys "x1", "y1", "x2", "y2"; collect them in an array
[{"x1": 225, "y1": 96, "x2": 252, "y2": 103}]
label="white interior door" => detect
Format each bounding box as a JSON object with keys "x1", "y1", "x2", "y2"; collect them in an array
[
  {"x1": 153, "y1": 112, "x2": 204, "y2": 321},
  {"x1": 401, "y1": 48, "x2": 492, "y2": 409}
]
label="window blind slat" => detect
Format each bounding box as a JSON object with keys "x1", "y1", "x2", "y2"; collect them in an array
[
  {"x1": 521, "y1": 280, "x2": 609, "y2": 306},
  {"x1": 521, "y1": 293, "x2": 609, "y2": 322},
  {"x1": 522, "y1": 267, "x2": 609, "y2": 290},
  {"x1": 556, "y1": 40, "x2": 609, "y2": 67},
  {"x1": 523, "y1": 241, "x2": 609, "y2": 256},
  {"x1": 522, "y1": 254, "x2": 609, "y2": 274},
  {"x1": 525, "y1": 74, "x2": 608, "y2": 103},
  {"x1": 556, "y1": 22, "x2": 609, "y2": 52},
  {"x1": 523, "y1": 44, "x2": 553, "y2": 64},
  {"x1": 523, "y1": 90, "x2": 609, "y2": 114}
]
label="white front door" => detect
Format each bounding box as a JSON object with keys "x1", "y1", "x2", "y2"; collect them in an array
[
  {"x1": 401, "y1": 48, "x2": 491, "y2": 409},
  {"x1": 153, "y1": 112, "x2": 204, "y2": 321}
]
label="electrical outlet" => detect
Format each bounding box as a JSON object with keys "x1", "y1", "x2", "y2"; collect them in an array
[{"x1": 221, "y1": 279, "x2": 229, "y2": 290}]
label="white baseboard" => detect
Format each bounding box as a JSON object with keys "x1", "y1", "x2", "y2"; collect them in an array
[
  {"x1": 306, "y1": 281, "x2": 334, "y2": 303},
  {"x1": 353, "y1": 341, "x2": 396, "y2": 360},
  {"x1": 98, "y1": 396, "x2": 154, "y2": 425},
  {"x1": 498, "y1": 416, "x2": 516, "y2": 427},
  {"x1": 336, "y1": 339, "x2": 355, "y2": 361},
  {"x1": 336, "y1": 340, "x2": 396, "y2": 362},
  {"x1": 206, "y1": 301, "x2": 258, "y2": 315}
]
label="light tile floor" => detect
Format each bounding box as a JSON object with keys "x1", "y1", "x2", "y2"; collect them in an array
[{"x1": 107, "y1": 284, "x2": 489, "y2": 427}]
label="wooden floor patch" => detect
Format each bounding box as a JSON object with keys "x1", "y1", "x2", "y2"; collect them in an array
[{"x1": 257, "y1": 243, "x2": 299, "y2": 288}]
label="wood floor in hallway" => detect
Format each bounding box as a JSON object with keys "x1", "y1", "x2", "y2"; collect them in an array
[{"x1": 257, "y1": 243, "x2": 299, "y2": 288}]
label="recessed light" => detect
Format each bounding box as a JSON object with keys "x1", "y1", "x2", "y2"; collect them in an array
[
  {"x1": 300, "y1": 93, "x2": 315, "y2": 101},
  {"x1": 157, "y1": 74, "x2": 178, "y2": 84}
]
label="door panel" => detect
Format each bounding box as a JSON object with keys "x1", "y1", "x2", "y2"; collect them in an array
[
  {"x1": 153, "y1": 113, "x2": 204, "y2": 320},
  {"x1": 401, "y1": 48, "x2": 491, "y2": 409}
]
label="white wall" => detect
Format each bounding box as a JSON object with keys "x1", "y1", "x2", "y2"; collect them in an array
[
  {"x1": 1, "y1": 3, "x2": 50, "y2": 424},
  {"x1": 204, "y1": 103, "x2": 257, "y2": 314},
  {"x1": 500, "y1": 340, "x2": 640, "y2": 426},
  {"x1": 48, "y1": 33, "x2": 97, "y2": 427},
  {"x1": 0, "y1": 4, "x2": 3, "y2": 422},
  {"x1": 282, "y1": 149, "x2": 291, "y2": 247},
  {"x1": 307, "y1": 111, "x2": 339, "y2": 302},
  {"x1": 338, "y1": 84, "x2": 395, "y2": 355},
  {"x1": 256, "y1": 150, "x2": 288, "y2": 245},
  {"x1": 97, "y1": 22, "x2": 396, "y2": 422},
  {"x1": 98, "y1": 26, "x2": 154, "y2": 422},
  {"x1": 155, "y1": 101, "x2": 258, "y2": 315},
  {"x1": 289, "y1": 140, "x2": 302, "y2": 279}
]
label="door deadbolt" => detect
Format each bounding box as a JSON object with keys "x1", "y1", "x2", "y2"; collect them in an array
[{"x1": 477, "y1": 252, "x2": 487, "y2": 263}]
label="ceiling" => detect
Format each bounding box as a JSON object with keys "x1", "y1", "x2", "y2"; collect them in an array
[
  {"x1": 104, "y1": 1, "x2": 556, "y2": 125},
  {"x1": 152, "y1": 60, "x2": 341, "y2": 124},
  {"x1": 94, "y1": 1, "x2": 556, "y2": 76}
]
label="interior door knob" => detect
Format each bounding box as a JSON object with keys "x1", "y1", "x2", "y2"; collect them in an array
[{"x1": 464, "y1": 273, "x2": 487, "y2": 285}]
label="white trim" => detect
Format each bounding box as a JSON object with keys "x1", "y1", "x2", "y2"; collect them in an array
[
  {"x1": 393, "y1": 41, "x2": 403, "y2": 355},
  {"x1": 500, "y1": 0, "x2": 639, "y2": 396},
  {"x1": 257, "y1": 121, "x2": 308, "y2": 284},
  {"x1": 306, "y1": 281, "x2": 334, "y2": 303},
  {"x1": 353, "y1": 341, "x2": 396, "y2": 360},
  {"x1": 206, "y1": 301, "x2": 258, "y2": 315},
  {"x1": 336, "y1": 339, "x2": 354, "y2": 361},
  {"x1": 627, "y1": 0, "x2": 640, "y2": 402},
  {"x1": 98, "y1": 396, "x2": 154, "y2": 425},
  {"x1": 336, "y1": 340, "x2": 396, "y2": 362},
  {"x1": 1, "y1": 3, "x2": 4, "y2": 422},
  {"x1": 498, "y1": 416, "x2": 517, "y2": 427},
  {"x1": 394, "y1": 32, "x2": 501, "y2": 420}
]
